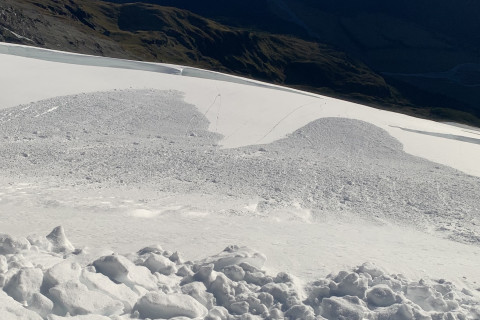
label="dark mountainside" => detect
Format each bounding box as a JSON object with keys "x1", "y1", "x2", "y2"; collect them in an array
[{"x1": 1, "y1": 0, "x2": 479, "y2": 126}]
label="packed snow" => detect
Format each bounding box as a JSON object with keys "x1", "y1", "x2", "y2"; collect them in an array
[{"x1": 1, "y1": 42, "x2": 480, "y2": 319}]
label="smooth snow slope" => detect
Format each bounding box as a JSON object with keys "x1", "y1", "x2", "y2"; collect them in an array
[
  {"x1": 0, "y1": 43, "x2": 479, "y2": 297},
  {"x1": 1, "y1": 42, "x2": 480, "y2": 177}
]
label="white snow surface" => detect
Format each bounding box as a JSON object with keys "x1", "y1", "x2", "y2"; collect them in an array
[
  {"x1": 1, "y1": 42, "x2": 479, "y2": 177},
  {"x1": 1, "y1": 42, "x2": 480, "y2": 318}
]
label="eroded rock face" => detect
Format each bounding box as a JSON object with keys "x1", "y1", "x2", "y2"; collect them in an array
[{"x1": 0, "y1": 227, "x2": 479, "y2": 320}]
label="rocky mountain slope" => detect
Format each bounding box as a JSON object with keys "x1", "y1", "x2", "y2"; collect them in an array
[
  {"x1": 106, "y1": 0, "x2": 480, "y2": 125},
  {"x1": 1, "y1": 0, "x2": 479, "y2": 126}
]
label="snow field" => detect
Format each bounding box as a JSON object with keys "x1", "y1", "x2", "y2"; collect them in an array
[
  {"x1": 1, "y1": 43, "x2": 480, "y2": 177},
  {"x1": 1, "y1": 89, "x2": 478, "y2": 245},
  {"x1": 1, "y1": 43, "x2": 480, "y2": 319},
  {"x1": 1, "y1": 228, "x2": 480, "y2": 319}
]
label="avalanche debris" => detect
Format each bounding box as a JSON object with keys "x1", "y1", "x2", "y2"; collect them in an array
[{"x1": 1, "y1": 227, "x2": 479, "y2": 319}]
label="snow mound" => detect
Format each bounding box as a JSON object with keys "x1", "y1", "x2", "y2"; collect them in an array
[
  {"x1": 1, "y1": 89, "x2": 479, "y2": 246},
  {"x1": 1, "y1": 228, "x2": 479, "y2": 319}
]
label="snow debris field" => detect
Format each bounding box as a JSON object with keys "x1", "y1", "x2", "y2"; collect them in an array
[
  {"x1": 1, "y1": 227, "x2": 480, "y2": 320},
  {"x1": 1, "y1": 44, "x2": 480, "y2": 319},
  {"x1": 1, "y1": 90, "x2": 479, "y2": 245}
]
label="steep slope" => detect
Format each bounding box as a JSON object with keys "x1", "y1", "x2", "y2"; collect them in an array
[
  {"x1": 0, "y1": 0, "x2": 129, "y2": 58},
  {"x1": 105, "y1": 0, "x2": 480, "y2": 125},
  {"x1": 0, "y1": 0, "x2": 399, "y2": 108}
]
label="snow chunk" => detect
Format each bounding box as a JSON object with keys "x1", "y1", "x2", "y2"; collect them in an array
[
  {"x1": 192, "y1": 263, "x2": 217, "y2": 287},
  {"x1": 321, "y1": 296, "x2": 366, "y2": 320},
  {"x1": 209, "y1": 273, "x2": 236, "y2": 307},
  {"x1": 332, "y1": 272, "x2": 369, "y2": 298},
  {"x1": 229, "y1": 301, "x2": 249, "y2": 315},
  {"x1": 201, "y1": 245, "x2": 266, "y2": 271},
  {"x1": 26, "y1": 293, "x2": 54, "y2": 318},
  {"x1": 134, "y1": 292, "x2": 208, "y2": 319},
  {"x1": 4, "y1": 267, "x2": 43, "y2": 303},
  {"x1": 181, "y1": 281, "x2": 216, "y2": 309},
  {"x1": 137, "y1": 244, "x2": 164, "y2": 255},
  {"x1": 93, "y1": 254, "x2": 157, "y2": 290},
  {"x1": 80, "y1": 269, "x2": 139, "y2": 312},
  {"x1": 43, "y1": 261, "x2": 82, "y2": 291},
  {"x1": 405, "y1": 283, "x2": 449, "y2": 312},
  {"x1": 205, "y1": 306, "x2": 230, "y2": 320},
  {"x1": 49, "y1": 281, "x2": 124, "y2": 316},
  {"x1": 244, "y1": 271, "x2": 273, "y2": 286},
  {"x1": 143, "y1": 253, "x2": 177, "y2": 275},
  {"x1": 222, "y1": 265, "x2": 245, "y2": 281},
  {"x1": 356, "y1": 262, "x2": 386, "y2": 278},
  {"x1": 0, "y1": 290, "x2": 43, "y2": 320},
  {"x1": 305, "y1": 280, "x2": 331, "y2": 306},
  {"x1": 27, "y1": 235, "x2": 53, "y2": 252},
  {"x1": 0, "y1": 255, "x2": 8, "y2": 273},
  {"x1": 284, "y1": 304, "x2": 316, "y2": 320},
  {"x1": 261, "y1": 282, "x2": 298, "y2": 305},
  {"x1": 46, "y1": 226, "x2": 75, "y2": 253},
  {"x1": 0, "y1": 234, "x2": 31, "y2": 254},
  {"x1": 366, "y1": 284, "x2": 397, "y2": 307}
]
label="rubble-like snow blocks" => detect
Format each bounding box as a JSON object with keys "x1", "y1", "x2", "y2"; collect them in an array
[
  {"x1": 200, "y1": 245, "x2": 267, "y2": 271},
  {"x1": 222, "y1": 265, "x2": 246, "y2": 281},
  {"x1": 4, "y1": 267, "x2": 43, "y2": 303},
  {"x1": 0, "y1": 234, "x2": 31, "y2": 254},
  {"x1": 208, "y1": 273, "x2": 236, "y2": 307},
  {"x1": 92, "y1": 254, "x2": 158, "y2": 290},
  {"x1": 284, "y1": 304, "x2": 316, "y2": 320},
  {"x1": 27, "y1": 235, "x2": 53, "y2": 252},
  {"x1": 27, "y1": 292, "x2": 54, "y2": 318},
  {"x1": 405, "y1": 283, "x2": 451, "y2": 312},
  {"x1": 0, "y1": 290, "x2": 43, "y2": 320},
  {"x1": 332, "y1": 272, "x2": 369, "y2": 298},
  {"x1": 192, "y1": 263, "x2": 217, "y2": 287},
  {"x1": 181, "y1": 281, "x2": 216, "y2": 309},
  {"x1": 320, "y1": 296, "x2": 366, "y2": 320},
  {"x1": 133, "y1": 292, "x2": 208, "y2": 319},
  {"x1": 49, "y1": 281, "x2": 124, "y2": 316},
  {"x1": 205, "y1": 306, "x2": 230, "y2": 320},
  {"x1": 1, "y1": 227, "x2": 480, "y2": 320},
  {"x1": 260, "y1": 282, "x2": 299, "y2": 305},
  {"x1": 356, "y1": 262, "x2": 386, "y2": 278},
  {"x1": 143, "y1": 253, "x2": 177, "y2": 275},
  {"x1": 80, "y1": 269, "x2": 139, "y2": 312},
  {"x1": 43, "y1": 261, "x2": 82, "y2": 291},
  {"x1": 366, "y1": 284, "x2": 397, "y2": 307}
]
